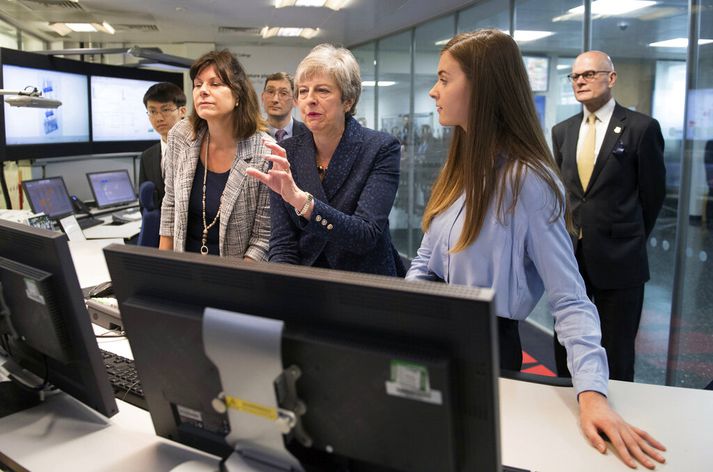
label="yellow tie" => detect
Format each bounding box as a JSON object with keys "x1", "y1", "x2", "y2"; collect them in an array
[{"x1": 578, "y1": 114, "x2": 597, "y2": 191}]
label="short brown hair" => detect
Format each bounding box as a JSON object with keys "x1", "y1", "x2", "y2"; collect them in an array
[
  {"x1": 263, "y1": 72, "x2": 295, "y2": 93},
  {"x1": 189, "y1": 50, "x2": 265, "y2": 140}
]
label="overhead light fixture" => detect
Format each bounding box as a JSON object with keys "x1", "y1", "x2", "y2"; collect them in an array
[
  {"x1": 275, "y1": 0, "x2": 348, "y2": 10},
  {"x1": 49, "y1": 23, "x2": 72, "y2": 36},
  {"x1": 49, "y1": 21, "x2": 115, "y2": 35},
  {"x1": 556, "y1": 64, "x2": 571, "y2": 70},
  {"x1": 361, "y1": 81, "x2": 396, "y2": 87},
  {"x1": 261, "y1": 26, "x2": 320, "y2": 39},
  {"x1": 435, "y1": 30, "x2": 553, "y2": 46},
  {"x1": 64, "y1": 23, "x2": 97, "y2": 32},
  {"x1": 554, "y1": 1, "x2": 657, "y2": 21},
  {"x1": 511, "y1": 30, "x2": 555, "y2": 42},
  {"x1": 649, "y1": 38, "x2": 713, "y2": 48},
  {"x1": 93, "y1": 22, "x2": 115, "y2": 35}
]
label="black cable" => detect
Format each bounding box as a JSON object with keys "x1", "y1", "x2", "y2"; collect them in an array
[{"x1": 0, "y1": 163, "x2": 12, "y2": 209}]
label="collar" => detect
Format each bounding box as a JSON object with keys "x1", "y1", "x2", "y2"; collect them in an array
[
  {"x1": 268, "y1": 117, "x2": 294, "y2": 138},
  {"x1": 587, "y1": 97, "x2": 616, "y2": 123}
]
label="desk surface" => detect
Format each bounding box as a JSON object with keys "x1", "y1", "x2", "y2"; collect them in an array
[{"x1": 1, "y1": 369, "x2": 712, "y2": 471}]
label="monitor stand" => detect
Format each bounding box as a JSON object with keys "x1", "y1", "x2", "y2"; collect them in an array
[{"x1": 0, "y1": 380, "x2": 41, "y2": 418}]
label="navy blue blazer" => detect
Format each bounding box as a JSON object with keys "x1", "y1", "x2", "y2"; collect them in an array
[{"x1": 269, "y1": 115, "x2": 404, "y2": 276}]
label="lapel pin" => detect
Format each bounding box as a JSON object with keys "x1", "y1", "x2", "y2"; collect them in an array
[{"x1": 614, "y1": 126, "x2": 621, "y2": 134}]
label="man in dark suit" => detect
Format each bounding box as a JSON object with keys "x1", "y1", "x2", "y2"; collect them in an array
[
  {"x1": 261, "y1": 72, "x2": 308, "y2": 142},
  {"x1": 139, "y1": 82, "x2": 187, "y2": 209},
  {"x1": 552, "y1": 51, "x2": 666, "y2": 381}
]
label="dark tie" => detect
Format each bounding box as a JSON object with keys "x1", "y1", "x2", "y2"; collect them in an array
[{"x1": 275, "y1": 129, "x2": 287, "y2": 142}]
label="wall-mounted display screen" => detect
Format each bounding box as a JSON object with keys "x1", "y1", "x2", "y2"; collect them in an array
[
  {"x1": 91, "y1": 75, "x2": 158, "y2": 142},
  {"x1": 523, "y1": 56, "x2": 549, "y2": 93},
  {"x1": 2, "y1": 65, "x2": 90, "y2": 145}
]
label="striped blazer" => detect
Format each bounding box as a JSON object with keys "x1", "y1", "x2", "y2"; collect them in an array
[{"x1": 159, "y1": 119, "x2": 271, "y2": 260}]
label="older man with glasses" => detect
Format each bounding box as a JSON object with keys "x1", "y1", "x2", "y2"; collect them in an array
[
  {"x1": 139, "y1": 82, "x2": 187, "y2": 209},
  {"x1": 261, "y1": 72, "x2": 308, "y2": 142},
  {"x1": 551, "y1": 50, "x2": 666, "y2": 382}
]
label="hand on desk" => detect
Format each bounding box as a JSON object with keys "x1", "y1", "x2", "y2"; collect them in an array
[{"x1": 578, "y1": 391, "x2": 666, "y2": 469}]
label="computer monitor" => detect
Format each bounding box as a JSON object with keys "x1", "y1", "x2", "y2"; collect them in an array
[
  {"x1": 104, "y1": 245, "x2": 501, "y2": 472},
  {"x1": 0, "y1": 48, "x2": 92, "y2": 161},
  {"x1": 2, "y1": 64, "x2": 90, "y2": 145},
  {"x1": 90, "y1": 75, "x2": 158, "y2": 142},
  {"x1": 86, "y1": 170, "x2": 137, "y2": 209},
  {"x1": 22, "y1": 176, "x2": 75, "y2": 220},
  {"x1": 0, "y1": 220, "x2": 117, "y2": 418}
]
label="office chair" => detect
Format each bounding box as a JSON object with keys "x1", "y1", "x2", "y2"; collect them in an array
[{"x1": 137, "y1": 181, "x2": 160, "y2": 247}]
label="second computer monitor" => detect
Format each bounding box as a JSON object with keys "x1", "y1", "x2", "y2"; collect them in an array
[
  {"x1": 104, "y1": 245, "x2": 501, "y2": 472},
  {"x1": 86, "y1": 170, "x2": 137, "y2": 209},
  {"x1": 22, "y1": 176, "x2": 74, "y2": 220}
]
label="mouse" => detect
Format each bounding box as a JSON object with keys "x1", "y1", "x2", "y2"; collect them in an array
[{"x1": 88, "y1": 280, "x2": 114, "y2": 298}]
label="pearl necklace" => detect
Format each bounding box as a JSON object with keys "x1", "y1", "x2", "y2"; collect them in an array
[{"x1": 200, "y1": 133, "x2": 223, "y2": 255}]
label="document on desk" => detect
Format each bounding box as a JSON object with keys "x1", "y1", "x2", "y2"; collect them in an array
[
  {"x1": 83, "y1": 220, "x2": 141, "y2": 240},
  {"x1": 68, "y1": 238, "x2": 124, "y2": 289}
]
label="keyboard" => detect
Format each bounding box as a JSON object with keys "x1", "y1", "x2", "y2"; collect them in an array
[
  {"x1": 112, "y1": 208, "x2": 142, "y2": 223},
  {"x1": 78, "y1": 217, "x2": 104, "y2": 230},
  {"x1": 100, "y1": 349, "x2": 147, "y2": 410}
]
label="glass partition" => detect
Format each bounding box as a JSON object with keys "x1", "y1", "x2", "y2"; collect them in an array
[
  {"x1": 673, "y1": 0, "x2": 713, "y2": 388},
  {"x1": 351, "y1": 0, "x2": 710, "y2": 388},
  {"x1": 376, "y1": 31, "x2": 413, "y2": 254},
  {"x1": 352, "y1": 42, "x2": 376, "y2": 130}
]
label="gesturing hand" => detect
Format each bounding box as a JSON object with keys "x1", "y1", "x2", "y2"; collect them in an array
[
  {"x1": 578, "y1": 391, "x2": 666, "y2": 469},
  {"x1": 246, "y1": 140, "x2": 299, "y2": 201}
]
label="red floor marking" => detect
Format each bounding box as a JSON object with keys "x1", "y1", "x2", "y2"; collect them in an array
[
  {"x1": 521, "y1": 364, "x2": 557, "y2": 376},
  {"x1": 521, "y1": 350, "x2": 556, "y2": 376}
]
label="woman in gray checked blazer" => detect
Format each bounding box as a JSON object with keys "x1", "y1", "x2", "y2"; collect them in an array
[{"x1": 159, "y1": 50, "x2": 271, "y2": 260}]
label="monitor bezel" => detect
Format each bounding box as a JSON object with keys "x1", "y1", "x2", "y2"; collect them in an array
[{"x1": 0, "y1": 47, "x2": 184, "y2": 161}]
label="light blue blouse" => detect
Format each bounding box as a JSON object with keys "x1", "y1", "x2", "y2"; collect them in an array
[{"x1": 406, "y1": 166, "x2": 609, "y2": 396}]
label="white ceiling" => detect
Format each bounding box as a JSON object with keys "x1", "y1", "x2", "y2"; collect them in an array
[{"x1": 0, "y1": 0, "x2": 475, "y2": 48}]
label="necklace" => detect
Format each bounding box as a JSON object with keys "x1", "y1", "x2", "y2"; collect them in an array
[
  {"x1": 200, "y1": 133, "x2": 222, "y2": 255},
  {"x1": 316, "y1": 164, "x2": 328, "y2": 179}
]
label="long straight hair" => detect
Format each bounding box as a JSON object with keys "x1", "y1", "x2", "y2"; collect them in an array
[
  {"x1": 422, "y1": 29, "x2": 570, "y2": 251},
  {"x1": 189, "y1": 50, "x2": 266, "y2": 141}
]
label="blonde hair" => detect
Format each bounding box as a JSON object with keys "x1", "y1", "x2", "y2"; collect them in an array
[
  {"x1": 422, "y1": 29, "x2": 571, "y2": 251},
  {"x1": 295, "y1": 43, "x2": 361, "y2": 115}
]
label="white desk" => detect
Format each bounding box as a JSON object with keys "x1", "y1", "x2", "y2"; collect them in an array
[
  {"x1": 500, "y1": 378, "x2": 713, "y2": 471},
  {"x1": 1, "y1": 372, "x2": 712, "y2": 471}
]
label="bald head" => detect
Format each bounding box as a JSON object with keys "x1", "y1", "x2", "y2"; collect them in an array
[{"x1": 570, "y1": 50, "x2": 617, "y2": 113}]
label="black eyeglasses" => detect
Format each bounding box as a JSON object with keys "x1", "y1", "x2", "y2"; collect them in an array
[
  {"x1": 566, "y1": 70, "x2": 612, "y2": 82},
  {"x1": 147, "y1": 107, "x2": 179, "y2": 117}
]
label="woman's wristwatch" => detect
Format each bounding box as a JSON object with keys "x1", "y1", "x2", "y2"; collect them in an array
[{"x1": 295, "y1": 192, "x2": 313, "y2": 217}]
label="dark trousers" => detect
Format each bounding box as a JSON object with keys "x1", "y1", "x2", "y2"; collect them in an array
[
  {"x1": 554, "y1": 243, "x2": 644, "y2": 381},
  {"x1": 499, "y1": 317, "x2": 522, "y2": 372}
]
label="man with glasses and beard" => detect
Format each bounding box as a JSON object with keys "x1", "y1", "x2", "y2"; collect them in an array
[{"x1": 552, "y1": 51, "x2": 666, "y2": 382}]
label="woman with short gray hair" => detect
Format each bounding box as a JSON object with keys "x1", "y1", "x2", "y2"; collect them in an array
[
  {"x1": 247, "y1": 43, "x2": 404, "y2": 276},
  {"x1": 294, "y1": 43, "x2": 361, "y2": 116}
]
